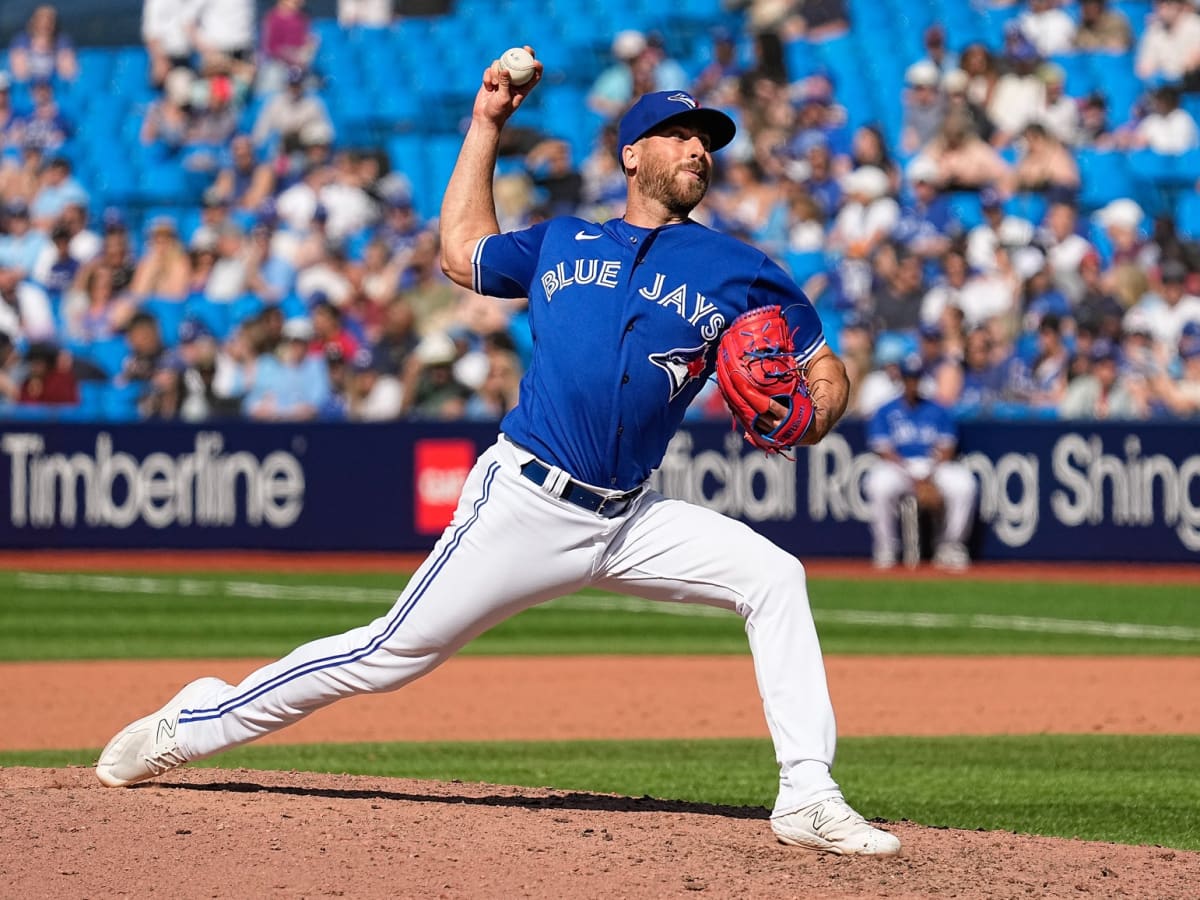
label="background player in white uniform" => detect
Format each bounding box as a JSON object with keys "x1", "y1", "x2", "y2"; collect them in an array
[{"x1": 96, "y1": 50, "x2": 900, "y2": 856}]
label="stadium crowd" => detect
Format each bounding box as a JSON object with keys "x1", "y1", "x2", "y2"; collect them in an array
[{"x1": 1, "y1": 0, "x2": 1199, "y2": 423}]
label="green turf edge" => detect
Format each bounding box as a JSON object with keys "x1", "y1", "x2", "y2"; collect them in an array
[{"x1": 7, "y1": 735, "x2": 1199, "y2": 852}]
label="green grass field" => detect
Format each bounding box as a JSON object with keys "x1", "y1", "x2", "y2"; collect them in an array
[{"x1": 2, "y1": 566, "x2": 1199, "y2": 850}]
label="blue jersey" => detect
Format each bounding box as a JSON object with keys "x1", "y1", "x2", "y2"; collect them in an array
[
  {"x1": 474, "y1": 216, "x2": 825, "y2": 489},
  {"x1": 867, "y1": 395, "x2": 957, "y2": 460}
]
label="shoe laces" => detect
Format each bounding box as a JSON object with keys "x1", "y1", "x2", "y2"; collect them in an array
[{"x1": 143, "y1": 746, "x2": 187, "y2": 775}]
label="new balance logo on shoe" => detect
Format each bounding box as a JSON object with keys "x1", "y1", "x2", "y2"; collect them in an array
[{"x1": 156, "y1": 717, "x2": 177, "y2": 744}]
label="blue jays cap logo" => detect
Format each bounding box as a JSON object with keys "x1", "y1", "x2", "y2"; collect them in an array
[
  {"x1": 616, "y1": 91, "x2": 737, "y2": 160},
  {"x1": 649, "y1": 344, "x2": 711, "y2": 400}
]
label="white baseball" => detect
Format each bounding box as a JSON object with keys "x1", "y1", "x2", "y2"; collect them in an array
[{"x1": 499, "y1": 47, "x2": 536, "y2": 86}]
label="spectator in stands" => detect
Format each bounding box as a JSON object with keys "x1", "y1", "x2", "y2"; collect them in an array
[
  {"x1": 259, "y1": 0, "x2": 317, "y2": 95},
  {"x1": 1039, "y1": 200, "x2": 1092, "y2": 302},
  {"x1": 0, "y1": 333, "x2": 17, "y2": 407},
  {"x1": 829, "y1": 165, "x2": 899, "y2": 262},
  {"x1": 0, "y1": 74, "x2": 19, "y2": 152},
  {"x1": 0, "y1": 200, "x2": 49, "y2": 293},
  {"x1": 959, "y1": 43, "x2": 1000, "y2": 114},
  {"x1": 1074, "y1": 248, "x2": 1125, "y2": 340},
  {"x1": 1035, "y1": 63, "x2": 1079, "y2": 146},
  {"x1": 1018, "y1": 253, "x2": 1073, "y2": 333},
  {"x1": 794, "y1": 133, "x2": 842, "y2": 221},
  {"x1": 709, "y1": 158, "x2": 781, "y2": 246},
  {"x1": 1076, "y1": 93, "x2": 1117, "y2": 149},
  {"x1": 957, "y1": 326, "x2": 1008, "y2": 411},
  {"x1": 871, "y1": 244, "x2": 926, "y2": 333},
  {"x1": 1134, "y1": 258, "x2": 1200, "y2": 351},
  {"x1": 29, "y1": 156, "x2": 87, "y2": 231},
  {"x1": 209, "y1": 134, "x2": 276, "y2": 210},
  {"x1": 588, "y1": 30, "x2": 650, "y2": 120},
  {"x1": 579, "y1": 123, "x2": 628, "y2": 218},
  {"x1": 691, "y1": 27, "x2": 743, "y2": 104},
  {"x1": 864, "y1": 352, "x2": 977, "y2": 570},
  {"x1": 792, "y1": 0, "x2": 850, "y2": 41},
  {"x1": 922, "y1": 112, "x2": 1012, "y2": 192},
  {"x1": 1135, "y1": 0, "x2": 1200, "y2": 89},
  {"x1": 244, "y1": 315, "x2": 330, "y2": 420},
  {"x1": 190, "y1": 0, "x2": 257, "y2": 84},
  {"x1": 143, "y1": 0, "x2": 197, "y2": 88},
  {"x1": 921, "y1": 245, "x2": 970, "y2": 328},
  {"x1": 465, "y1": 346, "x2": 523, "y2": 421},
  {"x1": 310, "y1": 297, "x2": 358, "y2": 360},
  {"x1": 30, "y1": 221, "x2": 77, "y2": 294},
  {"x1": 1017, "y1": 0, "x2": 1077, "y2": 58},
  {"x1": 919, "y1": 24, "x2": 957, "y2": 74},
  {"x1": 901, "y1": 61, "x2": 946, "y2": 156},
  {"x1": 117, "y1": 311, "x2": 167, "y2": 385},
  {"x1": 19, "y1": 79, "x2": 70, "y2": 153},
  {"x1": 345, "y1": 346, "x2": 403, "y2": 421},
  {"x1": 1074, "y1": 0, "x2": 1134, "y2": 52},
  {"x1": 1151, "y1": 322, "x2": 1200, "y2": 415},
  {"x1": 845, "y1": 124, "x2": 900, "y2": 192},
  {"x1": 916, "y1": 321, "x2": 962, "y2": 407},
  {"x1": 140, "y1": 65, "x2": 191, "y2": 150},
  {"x1": 1013, "y1": 123, "x2": 1080, "y2": 195},
  {"x1": 1007, "y1": 312, "x2": 1070, "y2": 410},
  {"x1": 1094, "y1": 197, "x2": 1150, "y2": 268},
  {"x1": 941, "y1": 67, "x2": 995, "y2": 144},
  {"x1": 8, "y1": 6, "x2": 77, "y2": 84},
  {"x1": 130, "y1": 217, "x2": 192, "y2": 301},
  {"x1": 524, "y1": 138, "x2": 584, "y2": 219},
  {"x1": 401, "y1": 330, "x2": 471, "y2": 418},
  {"x1": 17, "y1": 341, "x2": 77, "y2": 405},
  {"x1": 1059, "y1": 336, "x2": 1144, "y2": 418},
  {"x1": 63, "y1": 260, "x2": 134, "y2": 342},
  {"x1": 374, "y1": 297, "x2": 419, "y2": 376},
  {"x1": 0, "y1": 269, "x2": 54, "y2": 342},
  {"x1": 893, "y1": 156, "x2": 961, "y2": 263},
  {"x1": 966, "y1": 187, "x2": 1033, "y2": 273},
  {"x1": 785, "y1": 187, "x2": 827, "y2": 252},
  {"x1": 252, "y1": 66, "x2": 332, "y2": 154},
  {"x1": 988, "y1": 33, "x2": 1045, "y2": 145},
  {"x1": 338, "y1": 0, "x2": 391, "y2": 27},
  {"x1": 1128, "y1": 86, "x2": 1200, "y2": 154}
]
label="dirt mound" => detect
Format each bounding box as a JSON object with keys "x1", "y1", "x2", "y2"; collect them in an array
[{"x1": 3, "y1": 767, "x2": 1196, "y2": 899}]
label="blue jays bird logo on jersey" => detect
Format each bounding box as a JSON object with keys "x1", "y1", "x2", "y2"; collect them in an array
[{"x1": 649, "y1": 344, "x2": 710, "y2": 400}]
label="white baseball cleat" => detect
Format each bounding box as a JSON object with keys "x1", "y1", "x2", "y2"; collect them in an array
[
  {"x1": 932, "y1": 542, "x2": 970, "y2": 571},
  {"x1": 96, "y1": 677, "x2": 226, "y2": 787},
  {"x1": 771, "y1": 795, "x2": 902, "y2": 856}
]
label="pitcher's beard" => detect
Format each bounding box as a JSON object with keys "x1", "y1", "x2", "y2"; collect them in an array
[{"x1": 639, "y1": 156, "x2": 709, "y2": 217}]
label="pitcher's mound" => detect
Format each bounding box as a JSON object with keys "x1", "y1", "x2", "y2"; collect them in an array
[{"x1": 2, "y1": 766, "x2": 1196, "y2": 898}]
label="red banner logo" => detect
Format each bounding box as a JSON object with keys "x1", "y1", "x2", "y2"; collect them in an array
[{"x1": 414, "y1": 439, "x2": 475, "y2": 534}]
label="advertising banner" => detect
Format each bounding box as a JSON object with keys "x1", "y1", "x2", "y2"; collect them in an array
[{"x1": 2, "y1": 420, "x2": 1198, "y2": 561}]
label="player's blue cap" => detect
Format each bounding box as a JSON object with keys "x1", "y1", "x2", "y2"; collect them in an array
[{"x1": 617, "y1": 91, "x2": 736, "y2": 161}]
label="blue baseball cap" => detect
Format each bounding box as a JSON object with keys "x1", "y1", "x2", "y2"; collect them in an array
[
  {"x1": 616, "y1": 91, "x2": 736, "y2": 162},
  {"x1": 899, "y1": 352, "x2": 924, "y2": 378}
]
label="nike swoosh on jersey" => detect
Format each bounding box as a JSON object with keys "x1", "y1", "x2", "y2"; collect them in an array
[{"x1": 574, "y1": 230, "x2": 602, "y2": 240}]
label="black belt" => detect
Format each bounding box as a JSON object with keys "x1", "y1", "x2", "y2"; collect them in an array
[{"x1": 519, "y1": 459, "x2": 643, "y2": 518}]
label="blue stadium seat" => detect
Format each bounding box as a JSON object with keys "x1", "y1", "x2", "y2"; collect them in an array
[
  {"x1": 785, "y1": 250, "x2": 828, "y2": 284},
  {"x1": 81, "y1": 336, "x2": 130, "y2": 378},
  {"x1": 142, "y1": 298, "x2": 188, "y2": 348},
  {"x1": 184, "y1": 295, "x2": 233, "y2": 340},
  {"x1": 1075, "y1": 149, "x2": 1137, "y2": 211},
  {"x1": 229, "y1": 294, "x2": 266, "y2": 329},
  {"x1": 1175, "y1": 193, "x2": 1200, "y2": 240},
  {"x1": 101, "y1": 383, "x2": 143, "y2": 422}
]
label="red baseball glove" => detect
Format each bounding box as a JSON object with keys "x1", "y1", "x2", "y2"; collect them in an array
[{"x1": 716, "y1": 305, "x2": 816, "y2": 454}]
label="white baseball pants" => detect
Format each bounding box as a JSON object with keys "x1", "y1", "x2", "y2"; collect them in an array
[
  {"x1": 176, "y1": 435, "x2": 840, "y2": 816},
  {"x1": 864, "y1": 458, "x2": 977, "y2": 556}
]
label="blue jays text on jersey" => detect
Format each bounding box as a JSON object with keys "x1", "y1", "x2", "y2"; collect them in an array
[
  {"x1": 472, "y1": 216, "x2": 826, "y2": 489},
  {"x1": 866, "y1": 395, "x2": 958, "y2": 461}
]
